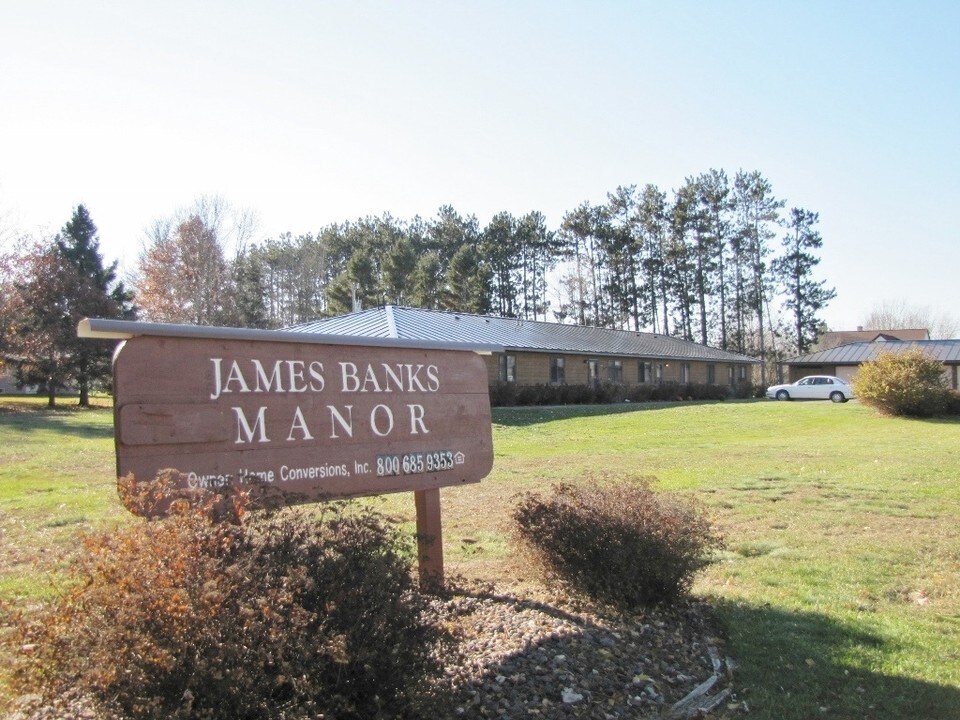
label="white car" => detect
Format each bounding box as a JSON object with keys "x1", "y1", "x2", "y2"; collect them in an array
[{"x1": 765, "y1": 375, "x2": 854, "y2": 403}]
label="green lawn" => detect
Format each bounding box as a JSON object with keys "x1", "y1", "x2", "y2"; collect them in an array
[{"x1": 2, "y1": 397, "x2": 959, "y2": 719}]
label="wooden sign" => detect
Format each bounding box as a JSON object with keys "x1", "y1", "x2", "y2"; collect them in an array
[
  {"x1": 82, "y1": 318, "x2": 499, "y2": 584},
  {"x1": 112, "y1": 334, "x2": 494, "y2": 510}
]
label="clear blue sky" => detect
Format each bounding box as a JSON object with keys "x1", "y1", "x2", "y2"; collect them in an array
[{"x1": 2, "y1": 1, "x2": 957, "y2": 331}]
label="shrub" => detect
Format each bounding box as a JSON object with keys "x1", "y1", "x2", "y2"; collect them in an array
[
  {"x1": 512, "y1": 477, "x2": 723, "y2": 607},
  {"x1": 851, "y1": 348, "x2": 951, "y2": 417},
  {"x1": 10, "y1": 497, "x2": 445, "y2": 719},
  {"x1": 488, "y1": 380, "x2": 517, "y2": 407},
  {"x1": 945, "y1": 390, "x2": 960, "y2": 416},
  {"x1": 489, "y1": 381, "x2": 733, "y2": 407}
]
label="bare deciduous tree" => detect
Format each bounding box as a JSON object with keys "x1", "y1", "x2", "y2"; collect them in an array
[
  {"x1": 862, "y1": 300, "x2": 959, "y2": 340},
  {"x1": 132, "y1": 196, "x2": 257, "y2": 325}
]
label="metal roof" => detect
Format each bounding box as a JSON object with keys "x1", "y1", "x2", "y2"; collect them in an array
[
  {"x1": 786, "y1": 340, "x2": 960, "y2": 365},
  {"x1": 77, "y1": 317, "x2": 502, "y2": 353},
  {"x1": 287, "y1": 306, "x2": 760, "y2": 364},
  {"x1": 817, "y1": 328, "x2": 930, "y2": 349}
]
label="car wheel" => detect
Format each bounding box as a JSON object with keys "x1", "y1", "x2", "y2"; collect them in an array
[
  {"x1": 776, "y1": 390, "x2": 790, "y2": 401},
  {"x1": 830, "y1": 391, "x2": 846, "y2": 403}
]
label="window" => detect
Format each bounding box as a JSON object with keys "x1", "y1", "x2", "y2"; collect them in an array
[
  {"x1": 608, "y1": 360, "x2": 623, "y2": 384},
  {"x1": 639, "y1": 361, "x2": 651, "y2": 384},
  {"x1": 550, "y1": 357, "x2": 566, "y2": 384},
  {"x1": 655, "y1": 362, "x2": 664, "y2": 383},
  {"x1": 707, "y1": 364, "x2": 716, "y2": 384},
  {"x1": 738, "y1": 365, "x2": 747, "y2": 382},
  {"x1": 498, "y1": 354, "x2": 516, "y2": 383},
  {"x1": 681, "y1": 363, "x2": 690, "y2": 383},
  {"x1": 587, "y1": 359, "x2": 600, "y2": 387}
]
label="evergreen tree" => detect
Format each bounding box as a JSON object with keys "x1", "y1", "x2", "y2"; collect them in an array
[
  {"x1": 733, "y1": 170, "x2": 783, "y2": 381},
  {"x1": 228, "y1": 247, "x2": 269, "y2": 328},
  {"x1": 675, "y1": 177, "x2": 717, "y2": 345},
  {"x1": 516, "y1": 211, "x2": 560, "y2": 321},
  {"x1": 382, "y1": 238, "x2": 418, "y2": 306},
  {"x1": 558, "y1": 202, "x2": 604, "y2": 326},
  {"x1": 696, "y1": 169, "x2": 734, "y2": 348},
  {"x1": 409, "y1": 252, "x2": 444, "y2": 309},
  {"x1": 636, "y1": 184, "x2": 670, "y2": 334},
  {"x1": 602, "y1": 186, "x2": 642, "y2": 330},
  {"x1": 482, "y1": 212, "x2": 519, "y2": 317},
  {"x1": 56, "y1": 206, "x2": 135, "y2": 405},
  {"x1": 772, "y1": 208, "x2": 836, "y2": 354},
  {"x1": 667, "y1": 189, "x2": 697, "y2": 341},
  {"x1": 2, "y1": 207, "x2": 135, "y2": 406},
  {"x1": 444, "y1": 243, "x2": 491, "y2": 314}
]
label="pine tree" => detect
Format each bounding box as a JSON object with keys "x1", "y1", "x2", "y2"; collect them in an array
[
  {"x1": 58, "y1": 206, "x2": 136, "y2": 405},
  {"x1": 2, "y1": 206, "x2": 135, "y2": 406},
  {"x1": 772, "y1": 208, "x2": 836, "y2": 354}
]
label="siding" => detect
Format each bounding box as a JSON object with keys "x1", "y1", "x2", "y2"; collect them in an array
[{"x1": 488, "y1": 352, "x2": 747, "y2": 388}]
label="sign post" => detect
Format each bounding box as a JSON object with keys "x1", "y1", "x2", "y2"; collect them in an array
[{"x1": 79, "y1": 318, "x2": 498, "y2": 587}]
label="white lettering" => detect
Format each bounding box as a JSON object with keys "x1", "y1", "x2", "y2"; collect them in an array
[
  {"x1": 328, "y1": 405, "x2": 353, "y2": 438},
  {"x1": 340, "y1": 362, "x2": 360, "y2": 392},
  {"x1": 238, "y1": 468, "x2": 274, "y2": 483},
  {"x1": 362, "y1": 365, "x2": 383, "y2": 392},
  {"x1": 381, "y1": 363, "x2": 404, "y2": 392},
  {"x1": 187, "y1": 471, "x2": 232, "y2": 489},
  {"x1": 280, "y1": 463, "x2": 349, "y2": 481},
  {"x1": 308, "y1": 361, "x2": 325, "y2": 391},
  {"x1": 213, "y1": 358, "x2": 330, "y2": 398},
  {"x1": 232, "y1": 406, "x2": 269, "y2": 444},
  {"x1": 287, "y1": 406, "x2": 314, "y2": 441},
  {"x1": 338, "y1": 362, "x2": 442, "y2": 393},
  {"x1": 426, "y1": 364, "x2": 440, "y2": 392},
  {"x1": 253, "y1": 359, "x2": 284, "y2": 392},
  {"x1": 370, "y1": 404, "x2": 394, "y2": 436},
  {"x1": 210, "y1": 358, "x2": 224, "y2": 399},
  {"x1": 223, "y1": 360, "x2": 251, "y2": 394},
  {"x1": 405, "y1": 364, "x2": 428, "y2": 392},
  {"x1": 408, "y1": 404, "x2": 428, "y2": 435},
  {"x1": 286, "y1": 360, "x2": 307, "y2": 392}
]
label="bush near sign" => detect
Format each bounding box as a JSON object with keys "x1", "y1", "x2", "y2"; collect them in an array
[{"x1": 112, "y1": 334, "x2": 494, "y2": 516}]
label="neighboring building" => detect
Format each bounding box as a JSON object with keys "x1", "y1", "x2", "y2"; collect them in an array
[
  {"x1": 289, "y1": 306, "x2": 759, "y2": 389},
  {"x1": 0, "y1": 367, "x2": 38, "y2": 394},
  {"x1": 816, "y1": 327, "x2": 929, "y2": 351},
  {"x1": 0, "y1": 369, "x2": 17, "y2": 394},
  {"x1": 782, "y1": 340, "x2": 960, "y2": 389}
]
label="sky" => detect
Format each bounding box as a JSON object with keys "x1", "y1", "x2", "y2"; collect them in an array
[{"x1": 2, "y1": 1, "x2": 958, "y2": 332}]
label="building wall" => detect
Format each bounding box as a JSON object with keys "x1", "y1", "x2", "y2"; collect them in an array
[
  {"x1": 787, "y1": 365, "x2": 832, "y2": 382},
  {"x1": 0, "y1": 370, "x2": 37, "y2": 394},
  {"x1": 487, "y1": 351, "x2": 746, "y2": 388},
  {"x1": 0, "y1": 371, "x2": 17, "y2": 394},
  {"x1": 787, "y1": 363, "x2": 959, "y2": 389}
]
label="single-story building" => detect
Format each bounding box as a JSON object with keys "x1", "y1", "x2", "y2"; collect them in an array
[
  {"x1": 0, "y1": 369, "x2": 16, "y2": 394},
  {"x1": 288, "y1": 306, "x2": 759, "y2": 389},
  {"x1": 782, "y1": 340, "x2": 960, "y2": 389},
  {"x1": 815, "y1": 327, "x2": 929, "y2": 350}
]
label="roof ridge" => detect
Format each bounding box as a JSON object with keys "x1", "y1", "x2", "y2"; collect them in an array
[
  {"x1": 392, "y1": 304, "x2": 675, "y2": 338},
  {"x1": 384, "y1": 305, "x2": 398, "y2": 338}
]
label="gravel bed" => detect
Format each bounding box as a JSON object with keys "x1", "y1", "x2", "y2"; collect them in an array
[
  {"x1": 6, "y1": 584, "x2": 737, "y2": 720},
  {"x1": 426, "y1": 582, "x2": 737, "y2": 719}
]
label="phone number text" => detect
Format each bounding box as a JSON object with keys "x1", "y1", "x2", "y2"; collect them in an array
[{"x1": 376, "y1": 451, "x2": 455, "y2": 476}]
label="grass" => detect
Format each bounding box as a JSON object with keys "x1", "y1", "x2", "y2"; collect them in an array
[
  {"x1": 0, "y1": 396, "x2": 126, "y2": 603},
  {"x1": 1, "y1": 396, "x2": 959, "y2": 718}
]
